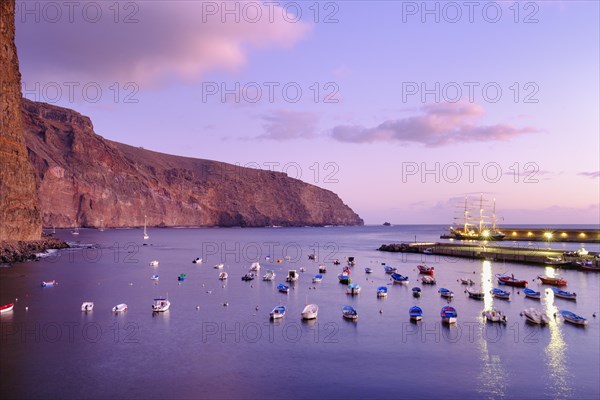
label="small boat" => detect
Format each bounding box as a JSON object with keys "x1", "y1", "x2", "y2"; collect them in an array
[
  {"x1": 550, "y1": 287, "x2": 576, "y2": 300},
  {"x1": 423, "y1": 248, "x2": 433, "y2": 255},
  {"x1": 0, "y1": 303, "x2": 15, "y2": 313},
  {"x1": 545, "y1": 256, "x2": 569, "y2": 266},
  {"x1": 81, "y1": 302, "x2": 94, "y2": 312},
  {"x1": 41, "y1": 280, "x2": 58, "y2": 287},
  {"x1": 301, "y1": 304, "x2": 319, "y2": 320},
  {"x1": 558, "y1": 310, "x2": 587, "y2": 326},
  {"x1": 409, "y1": 306, "x2": 423, "y2": 321},
  {"x1": 319, "y1": 264, "x2": 327, "y2": 273},
  {"x1": 143, "y1": 215, "x2": 149, "y2": 240},
  {"x1": 465, "y1": 288, "x2": 484, "y2": 300},
  {"x1": 277, "y1": 284, "x2": 290, "y2": 293},
  {"x1": 112, "y1": 303, "x2": 127, "y2": 313},
  {"x1": 218, "y1": 272, "x2": 228, "y2": 280},
  {"x1": 241, "y1": 273, "x2": 255, "y2": 281},
  {"x1": 308, "y1": 254, "x2": 316, "y2": 261},
  {"x1": 412, "y1": 287, "x2": 421, "y2": 298},
  {"x1": 522, "y1": 308, "x2": 550, "y2": 325},
  {"x1": 482, "y1": 309, "x2": 507, "y2": 323},
  {"x1": 377, "y1": 286, "x2": 388, "y2": 298},
  {"x1": 342, "y1": 305, "x2": 358, "y2": 320},
  {"x1": 421, "y1": 276, "x2": 436, "y2": 285},
  {"x1": 490, "y1": 288, "x2": 511, "y2": 300},
  {"x1": 262, "y1": 270, "x2": 275, "y2": 281},
  {"x1": 312, "y1": 274, "x2": 323, "y2": 283},
  {"x1": 391, "y1": 273, "x2": 409, "y2": 284},
  {"x1": 214, "y1": 263, "x2": 224, "y2": 269},
  {"x1": 149, "y1": 260, "x2": 159, "y2": 267},
  {"x1": 577, "y1": 260, "x2": 600, "y2": 271},
  {"x1": 537, "y1": 275, "x2": 567, "y2": 286},
  {"x1": 347, "y1": 283, "x2": 361, "y2": 295},
  {"x1": 460, "y1": 277, "x2": 475, "y2": 285},
  {"x1": 286, "y1": 270, "x2": 298, "y2": 282},
  {"x1": 438, "y1": 288, "x2": 454, "y2": 298},
  {"x1": 496, "y1": 274, "x2": 527, "y2": 287},
  {"x1": 152, "y1": 297, "x2": 170, "y2": 312},
  {"x1": 347, "y1": 257, "x2": 356, "y2": 266},
  {"x1": 178, "y1": 273, "x2": 187, "y2": 281},
  {"x1": 250, "y1": 262, "x2": 261, "y2": 272},
  {"x1": 440, "y1": 306, "x2": 457, "y2": 324},
  {"x1": 333, "y1": 259, "x2": 341, "y2": 265},
  {"x1": 384, "y1": 266, "x2": 397, "y2": 274},
  {"x1": 523, "y1": 288, "x2": 541, "y2": 299},
  {"x1": 270, "y1": 305, "x2": 286, "y2": 320},
  {"x1": 364, "y1": 267, "x2": 373, "y2": 274},
  {"x1": 299, "y1": 267, "x2": 306, "y2": 273},
  {"x1": 338, "y1": 272, "x2": 351, "y2": 284},
  {"x1": 151, "y1": 274, "x2": 160, "y2": 280},
  {"x1": 71, "y1": 227, "x2": 80, "y2": 235},
  {"x1": 192, "y1": 258, "x2": 202, "y2": 264},
  {"x1": 417, "y1": 265, "x2": 435, "y2": 275}
]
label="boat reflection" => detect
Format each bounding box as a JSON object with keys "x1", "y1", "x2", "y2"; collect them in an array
[{"x1": 544, "y1": 290, "x2": 573, "y2": 399}]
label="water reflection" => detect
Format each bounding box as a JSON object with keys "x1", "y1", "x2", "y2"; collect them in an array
[
  {"x1": 544, "y1": 291, "x2": 573, "y2": 399},
  {"x1": 544, "y1": 266, "x2": 557, "y2": 278}
]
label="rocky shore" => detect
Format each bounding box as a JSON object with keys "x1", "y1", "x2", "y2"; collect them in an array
[{"x1": 0, "y1": 235, "x2": 69, "y2": 264}]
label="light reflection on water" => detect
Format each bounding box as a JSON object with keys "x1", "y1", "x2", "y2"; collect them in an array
[{"x1": 544, "y1": 290, "x2": 573, "y2": 399}]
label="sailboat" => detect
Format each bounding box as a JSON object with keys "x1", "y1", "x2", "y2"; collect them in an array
[
  {"x1": 99, "y1": 218, "x2": 105, "y2": 232},
  {"x1": 143, "y1": 215, "x2": 149, "y2": 240},
  {"x1": 441, "y1": 195, "x2": 505, "y2": 241},
  {"x1": 71, "y1": 226, "x2": 79, "y2": 235}
]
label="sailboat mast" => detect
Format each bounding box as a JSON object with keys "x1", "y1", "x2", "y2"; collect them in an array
[
  {"x1": 492, "y1": 198, "x2": 497, "y2": 231},
  {"x1": 479, "y1": 194, "x2": 484, "y2": 234},
  {"x1": 463, "y1": 197, "x2": 468, "y2": 233}
]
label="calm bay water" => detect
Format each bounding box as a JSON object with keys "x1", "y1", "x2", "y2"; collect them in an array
[{"x1": 1, "y1": 225, "x2": 599, "y2": 399}]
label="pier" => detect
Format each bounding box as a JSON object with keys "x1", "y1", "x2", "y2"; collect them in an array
[{"x1": 498, "y1": 227, "x2": 598, "y2": 243}]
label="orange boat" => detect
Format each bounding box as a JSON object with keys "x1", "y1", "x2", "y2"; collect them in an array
[
  {"x1": 417, "y1": 265, "x2": 435, "y2": 275},
  {"x1": 537, "y1": 275, "x2": 567, "y2": 286}
]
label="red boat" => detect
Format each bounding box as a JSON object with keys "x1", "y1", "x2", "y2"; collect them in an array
[
  {"x1": 537, "y1": 275, "x2": 567, "y2": 286},
  {"x1": 417, "y1": 265, "x2": 435, "y2": 275},
  {"x1": 496, "y1": 274, "x2": 528, "y2": 287},
  {"x1": 0, "y1": 303, "x2": 14, "y2": 313}
]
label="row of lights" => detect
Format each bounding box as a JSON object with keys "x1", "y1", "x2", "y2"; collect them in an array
[{"x1": 510, "y1": 231, "x2": 588, "y2": 238}]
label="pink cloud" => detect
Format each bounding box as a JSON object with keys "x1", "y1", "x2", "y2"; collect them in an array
[
  {"x1": 330, "y1": 103, "x2": 540, "y2": 146},
  {"x1": 578, "y1": 171, "x2": 600, "y2": 179},
  {"x1": 255, "y1": 109, "x2": 318, "y2": 140}
]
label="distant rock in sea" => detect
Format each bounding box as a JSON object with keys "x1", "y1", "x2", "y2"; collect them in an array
[{"x1": 383, "y1": 222, "x2": 391, "y2": 226}]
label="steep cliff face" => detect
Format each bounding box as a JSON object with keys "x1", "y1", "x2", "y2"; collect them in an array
[
  {"x1": 0, "y1": 0, "x2": 41, "y2": 240},
  {"x1": 22, "y1": 99, "x2": 363, "y2": 228}
]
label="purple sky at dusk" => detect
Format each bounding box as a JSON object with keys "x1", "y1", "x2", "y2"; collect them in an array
[{"x1": 14, "y1": 1, "x2": 599, "y2": 224}]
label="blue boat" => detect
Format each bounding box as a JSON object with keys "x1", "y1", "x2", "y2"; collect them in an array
[
  {"x1": 440, "y1": 306, "x2": 457, "y2": 324},
  {"x1": 151, "y1": 274, "x2": 160, "y2": 280},
  {"x1": 177, "y1": 273, "x2": 186, "y2": 282},
  {"x1": 558, "y1": 310, "x2": 587, "y2": 326},
  {"x1": 312, "y1": 274, "x2": 323, "y2": 283},
  {"x1": 490, "y1": 288, "x2": 511, "y2": 300},
  {"x1": 412, "y1": 287, "x2": 422, "y2": 297},
  {"x1": 41, "y1": 280, "x2": 58, "y2": 287},
  {"x1": 377, "y1": 286, "x2": 388, "y2": 297},
  {"x1": 347, "y1": 283, "x2": 361, "y2": 295},
  {"x1": 277, "y1": 284, "x2": 290, "y2": 293},
  {"x1": 391, "y1": 273, "x2": 409, "y2": 284},
  {"x1": 384, "y1": 266, "x2": 397, "y2": 274},
  {"x1": 342, "y1": 305, "x2": 358, "y2": 320},
  {"x1": 364, "y1": 267, "x2": 373, "y2": 274},
  {"x1": 409, "y1": 306, "x2": 423, "y2": 321},
  {"x1": 438, "y1": 288, "x2": 454, "y2": 298},
  {"x1": 270, "y1": 305, "x2": 286, "y2": 320},
  {"x1": 551, "y1": 287, "x2": 577, "y2": 300},
  {"x1": 338, "y1": 272, "x2": 351, "y2": 284},
  {"x1": 523, "y1": 288, "x2": 541, "y2": 299}
]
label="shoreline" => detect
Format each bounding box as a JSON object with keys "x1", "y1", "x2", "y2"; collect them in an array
[{"x1": 0, "y1": 234, "x2": 69, "y2": 264}]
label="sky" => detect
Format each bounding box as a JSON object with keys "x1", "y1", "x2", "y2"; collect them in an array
[{"x1": 14, "y1": 0, "x2": 600, "y2": 224}]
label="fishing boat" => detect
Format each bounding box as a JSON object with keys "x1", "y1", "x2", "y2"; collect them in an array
[
  {"x1": 441, "y1": 195, "x2": 505, "y2": 241},
  {"x1": 342, "y1": 306, "x2": 358, "y2": 320},
  {"x1": 270, "y1": 305, "x2": 286, "y2": 320},
  {"x1": 490, "y1": 288, "x2": 511, "y2": 300},
  {"x1": 241, "y1": 273, "x2": 255, "y2": 281},
  {"x1": 218, "y1": 272, "x2": 228, "y2": 280},
  {"x1": 412, "y1": 287, "x2": 421, "y2": 298},
  {"x1": 522, "y1": 308, "x2": 550, "y2": 325},
  {"x1": 384, "y1": 266, "x2": 397, "y2": 274},
  {"x1": 333, "y1": 259, "x2": 341, "y2": 265},
  {"x1": 391, "y1": 273, "x2": 409, "y2": 284},
  {"x1": 286, "y1": 270, "x2": 298, "y2": 282},
  {"x1": 151, "y1": 274, "x2": 160, "y2": 280},
  {"x1": 364, "y1": 267, "x2": 373, "y2": 274},
  {"x1": 465, "y1": 288, "x2": 484, "y2": 300},
  {"x1": 522, "y1": 288, "x2": 541, "y2": 299},
  {"x1": 421, "y1": 276, "x2": 436, "y2": 285},
  {"x1": 214, "y1": 263, "x2": 224, "y2": 269},
  {"x1": 143, "y1": 215, "x2": 149, "y2": 240},
  {"x1": 308, "y1": 254, "x2": 316, "y2": 261},
  {"x1": 301, "y1": 304, "x2": 318, "y2": 320},
  {"x1": 41, "y1": 280, "x2": 58, "y2": 287},
  {"x1": 577, "y1": 260, "x2": 599, "y2": 271},
  {"x1": 81, "y1": 302, "x2": 94, "y2": 312},
  {"x1": 558, "y1": 310, "x2": 587, "y2": 326},
  {"x1": 192, "y1": 258, "x2": 202, "y2": 264},
  {"x1": 149, "y1": 260, "x2": 159, "y2": 267},
  {"x1": 440, "y1": 306, "x2": 457, "y2": 324},
  {"x1": 112, "y1": 303, "x2": 128, "y2": 313},
  {"x1": 250, "y1": 262, "x2": 261, "y2": 272},
  {"x1": 544, "y1": 256, "x2": 569, "y2": 266},
  {"x1": 152, "y1": 297, "x2": 170, "y2": 312},
  {"x1": 460, "y1": 277, "x2": 475, "y2": 285},
  {"x1": 417, "y1": 265, "x2": 435, "y2": 275},
  {"x1": 0, "y1": 303, "x2": 14, "y2": 313},
  {"x1": 550, "y1": 287, "x2": 576, "y2": 300},
  {"x1": 262, "y1": 270, "x2": 275, "y2": 281},
  {"x1": 409, "y1": 306, "x2": 423, "y2": 321},
  {"x1": 347, "y1": 283, "x2": 361, "y2": 295},
  {"x1": 312, "y1": 274, "x2": 323, "y2": 283},
  {"x1": 496, "y1": 274, "x2": 527, "y2": 287},
  {"x1": 277, "y1": 283, "x2": 290, "y2": 293},
  {"x1": 338, "y1": 270, "x2": 351, "y2": 284},
  {"x1": 347, "y1": 257, "x2": 356, "y2": 266},
  {"x1": 482, "y1": 309, "x2": 507, "y2": 323},
  {"x1": 438, "y1": 288, "x2": 454, "y2": 298},
  {"x1": 319, "y1": 264, "x2": 327, "y2": 273},
  {"x1": 377, "y1": 286, "x2": 388, "y2": 298},
  {"x1": 537, "y1": 275, "x2": 567, "y2": 286}
]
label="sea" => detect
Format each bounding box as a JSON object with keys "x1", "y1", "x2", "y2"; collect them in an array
[{"x1": 1, "y1": 225, "x2": 599, "y2": 399}]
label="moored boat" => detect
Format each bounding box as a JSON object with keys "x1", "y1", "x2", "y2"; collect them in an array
[
  {"x1": 218, "y1": 272, "x2": 228, "y2": 280},
  {"x1": 312, "y1": 274, "x2": 323, "y2": 283},
  {"x1": 391, "y1": 273, "x2": 409, "y2": 284},
  {"x1": 149, "y1": 260, "x2": 159, "y2": 267},
  {"x1": 342, "y1": 305, "x2": 358, "y2": 320},
  {"x1": 409, "y1": 306, "x2": 423, "y2": 321},
  {"x1": 151, "y1": 274, "x2": 160, "y2": 280},
  {"x1": 412, "y1": 287, "x2": 421, "y2": 298},
  {"x1": 496, "y1": 274, "x2": 527, "y2": 287},
  {"x1": 364, "y1": 267, "x2": 373, "y2": 274},
  {"x1": 522, "y1": 308, "x2": 550, "y2": 325},
  {"x1": 301, "y1": 304, "x2": 318, "y2": 320},
  {"x1": 338, "y1": 270, "x2": 351, "y2": 284},
  {"x1": 384, "y1": 266, "x2": 397, "y2": 274},
  {"x1": 417, "y1": 265, "x2": 435, "y2": 275},
  {"x1": 537, "y1": 275, "x2": 567, "y2": 286},
  {"x1": 577, "y1": 260, "x2": 599, "y2": 271},
  {"x1": 440, "y1": 306, "x2": 457, "y2": 324},
  {"x1": 192, "y1": 257, "x2": 202, "y2": 264},
  {"x1": 270, "y1": 305, "x2": 286, "y2": 320},
  {"x1": 178, "y1": 273, "x2": 187, "y2": 281},
  {"x1": 333, "y1": 259, "x2": 341, "y2": 265},
  {"x1": 41, "y1": 280, "x2": 58, "y2": 287},
  {"x1": 438, "y1": 288, "x2": 454, "y2": 298},
  {"x1": 377, "y1": 286, "x2": 388, "y2": 298},
  {"x1": 250, "y1": 262, "x2": 261, "y2": 272},
  {"x1": 241, "y1": 273, "x2": 255, "y2": 281},
  {"x1": 214, "y1": 263, "x2": 224, "y2": 269},
  {"x1": 277, "y1": 283, "x2": 290, "y2": 293},
  {"x1": 550, "y1": 287, "x2": 577, "y2": 300},
  {"x1": 482, "y1": 309, "x2": 507, "y2": 323},
  {"x1": 347, "y1": 257, "x2": 356, "y2": 266},
  {"x1": 81, "y1": 302, "x2": 94, "y2": 312},
  {"x1": 490, "y1": 288, "x2": 511, "y2": 300},
  {"x1": 421, "y1": 276, "x2": 436, "y2": 285},
  {"x1": 319, "y1": 264, "x2": 327, "y2": 273},
  {"x1": 347, "y1": 283, "x2": 361, "y2": 295},
  {"x1": 262, "y1": 270, "x2": 275, "y2": 281},
  {"x1": 558, "y1": 310, "x2": 587, "y2": 326},
  {"x1": 112, "y1": 303, "x2": 128, "y2": 313},
  {"x1": 465, "y1": 288, "x2": 484, "y2": 300},
  {"x1": 0, "y1": 303, "x2": 15, "y2": 313},
  {"x1": 522, "y1": 288, "x2": 541, "y2": 299},
  {"x1": 460, "y1": 277, "x2": 475, "y2": 285},
  {"x1": 152, "y1": 297, "x2": 170, "y2": 312},
  {"x1": 286, "y1": 270, "x2": 299, "y2": 282}
]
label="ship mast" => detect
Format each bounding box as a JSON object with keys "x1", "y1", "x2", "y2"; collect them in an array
[
  {"x1": 478, "y1": 194, "x2": 484, "y2": 234},
  {"x1": 463, "y1": 196, "x2": 469, "y2": 233},
  {"x1": 492, "y1": 198, "x2": 497, "y2": 232}
]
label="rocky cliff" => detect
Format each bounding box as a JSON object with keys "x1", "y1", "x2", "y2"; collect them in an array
[
  {"x1": 22, "y1": 99, "x2": 363, "y2": 228},
  {"x1": 0, "y1": 0, "x2": 41, "y2": 241}
]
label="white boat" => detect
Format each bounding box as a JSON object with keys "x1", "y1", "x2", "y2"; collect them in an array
[
  {"x1": 71, "y1": 227, "x2": 79, "y2": 235},
  {"x1": 423, "y1": 248, "x2": 433, "y2": 255},
  {"x1": 319, "y1": 264, "x2": 327, "y2": 273},
  {"x1": 81, "y1": 302, "x2": 94, "y2": 312},
  {"x1": 214, "y1": 263, "x2": 224, "y2": 269},
  {"x1": 301, "y1": 304, "x2": 318, "y2": 320},
  {"x1": 218, "y1": 272, "x2": 228, "y2": 280},
  {"x1": 522, "y1": 308, "x2": 550, "y2": 325},
  {"x1": 482, "y1": 309, "x2": 507, "y2": 323},
  {"x1": 312, "y1": 274, "x2": 323, "y2": 283},
  {"x1": 347, "y1": 283, "x2": 361, "y2": 295},
  {"x1": 0, "y1": 303, "x2": 14, "y2": 313},
  {"x1": 112, "y1": 303, "x2": 128, "y2": 313},
  {"x1": 149, "y1": 260, "x2": 159, "y2": 267},
  {"x1": 192, "y1": 258, "x2": 202, "y2": 264},
  {"x1": 151, "y1": 274, "x2": 160, "y2": 280},
  {"x1": 559, "y1": 310, "x2": 588, "y2": 326},
  {"x1": 250, "y1": 262, "x2": 261, "y2": 272},
  {"x1": 270, "y1": 305, "x2": 286, "y2": 320},
  {"x1": 460, "y1": 277, "x2": 475, "y2": 285},
  {"x1": 143, "y1": 215, "x2": 149, "y2": 240},
  {"x1": 299, "y1": 267, "x2": 306, "y2": 273},
  {"x1": 286, "y1": 270, "x2": 299, "y2": 282},
  {"x1": 262, "y1": 270, "x2": 276, "y2": 281},
  {"x1": 152, "y1": 297, "x2": 170, "y2": 312},
  {"x1": 421, "y1": 276, "x2": 436, "y2": 285}
]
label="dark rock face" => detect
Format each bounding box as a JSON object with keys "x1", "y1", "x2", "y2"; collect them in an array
[
  {"x1": 22, "y1": 99, "x2": 363, "y2": 228},
  {"x1": 0, "y1": 0, "x2": 41, "y2": 241}
]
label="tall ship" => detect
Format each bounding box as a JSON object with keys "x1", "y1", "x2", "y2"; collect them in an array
[{"x1": 441, "y1": 195, "x2": 505, "y2": 241}]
